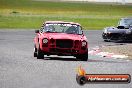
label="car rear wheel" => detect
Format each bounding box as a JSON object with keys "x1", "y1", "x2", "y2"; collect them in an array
[{"x1": 76, "y1": 52, "x2": 88, "y2": 61}]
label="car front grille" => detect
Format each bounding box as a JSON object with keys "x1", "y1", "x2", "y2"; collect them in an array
[
  {"x1": 108, "y1": 33, "x2": 121, "y2": 40},
  {"x1": 56, "y1": 39, "x2": 73, "y2": 48}
]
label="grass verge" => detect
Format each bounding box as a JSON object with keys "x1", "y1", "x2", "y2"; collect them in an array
[{"x1": 0, "y1": 0, "x2": 132, "y2": 29}]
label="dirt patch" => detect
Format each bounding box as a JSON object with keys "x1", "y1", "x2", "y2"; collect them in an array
[{"x1": 100, "y1": 44, "x2": 132, "y2": 60}]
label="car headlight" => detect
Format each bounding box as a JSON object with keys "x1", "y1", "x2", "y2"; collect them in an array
[
  {"x1": 82, "y1": 41, "x2": 87, "y2": 47},
  {"x1": 43, "y1": 38, "x2": 48, "y2": 44}
]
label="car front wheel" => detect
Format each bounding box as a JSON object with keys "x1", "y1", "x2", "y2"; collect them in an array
[
  {"x1": 37, "y1": 48, "x2": 44, "y2": 59},
  {"x1": 34, "y1": 45, "x2": 37, "y2": 57},
  {"x1": 76, "y1": 52, "x2": 88, "y2": 61}
]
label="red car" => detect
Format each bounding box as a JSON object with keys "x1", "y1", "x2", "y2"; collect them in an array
[{"x1": 34, "y1": 21, "x2": 88, "y2": 61}]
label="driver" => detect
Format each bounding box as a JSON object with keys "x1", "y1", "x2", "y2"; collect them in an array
[
  {"x1": 65, "y1": 26, "x2": 77, "y2": 34},
  {"x1": 44, "y1": 25, "x2": 55, "y2": 32}
]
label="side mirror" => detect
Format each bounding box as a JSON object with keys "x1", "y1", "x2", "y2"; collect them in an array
[{"x1": 35, "y1": 30, "x2": 39, "y2": 33}]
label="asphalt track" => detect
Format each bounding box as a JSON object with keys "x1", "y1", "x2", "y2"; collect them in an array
[{"x1": 0, "y1": 29, "x2": 131, "y2": 88}]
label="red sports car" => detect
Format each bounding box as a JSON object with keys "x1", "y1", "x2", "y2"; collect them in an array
[{"x1": 34, "y1": 21, "x2": 88, "y2": 61}]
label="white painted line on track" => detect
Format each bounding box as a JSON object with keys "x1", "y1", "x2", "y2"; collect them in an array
[{"x1": 88, "y1": 46, "x2": 130, "y2": 61}]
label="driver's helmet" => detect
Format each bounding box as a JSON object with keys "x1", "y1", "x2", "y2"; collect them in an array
[
  {"x1": 45, "y1": 25, "x2": 55, "y2": 32},
  {"x1": 65, "y1": 26, "x2": 77, "y2": 34}
]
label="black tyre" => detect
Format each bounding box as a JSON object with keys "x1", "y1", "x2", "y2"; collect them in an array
[
  {"x1": 37, "y1": 49, "x2": 44, "y2": 59},
  {"x1": 36, "y1": 44, "x2": 43, "y2": 59},
  {"x1": 34, "y1": 45, "x2": 37, "y2": 57},
  {"x1": 36, "y1": 44, "x2": 44, "y2": 59},
  {"x1": 76, "y1": 52, "x2": 88, "y2": 61}
]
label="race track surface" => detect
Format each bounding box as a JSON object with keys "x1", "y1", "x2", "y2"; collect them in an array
[{"x1": 0, "y1": 30, "x2": 131, "y2": 88}]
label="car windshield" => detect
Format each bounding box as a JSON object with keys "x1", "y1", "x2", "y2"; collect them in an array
[
  {"x1": 42, "y1": 23, "x2": 83, "y2": 35},
  {"x1": 119, "y1": 19, "x2": 132, "y2": 26}
]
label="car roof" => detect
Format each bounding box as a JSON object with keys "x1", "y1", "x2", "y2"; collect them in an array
[{"x1": 43, "y1": 21, "x2": 81, "y2": 26}]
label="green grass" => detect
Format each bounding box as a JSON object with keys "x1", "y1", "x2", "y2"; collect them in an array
[{"x1": 0, "y1": 0, "x2": 132, "y2": 29}]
